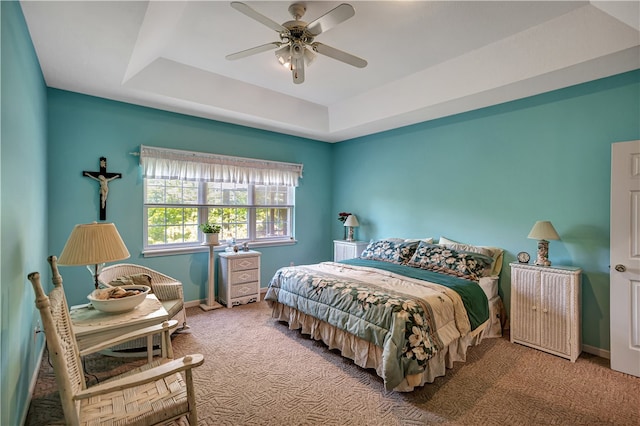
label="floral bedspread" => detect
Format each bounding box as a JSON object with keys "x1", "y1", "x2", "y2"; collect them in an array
[{"x1": 265, "y1": 260, "x2": 487, "y2": 390}]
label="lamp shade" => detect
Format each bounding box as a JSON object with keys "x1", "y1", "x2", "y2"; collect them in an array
[
  {"x1": 58, "y1": 222, "x2": 130, "y2": 266},
  {"x1": 344, "y1": 214, "x2": 359, "y2": 227},
  {"x1": 527, "y1": 221, "x2": 560, "y2": 241}
]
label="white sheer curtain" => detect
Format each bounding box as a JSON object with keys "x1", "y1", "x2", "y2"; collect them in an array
[{"x1": 140, "y1": 145, "x2": 303, "y2": 186}]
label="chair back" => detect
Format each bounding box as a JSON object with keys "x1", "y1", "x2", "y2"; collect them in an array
[{"x1": 28, "y1": 256, "x2": 85, "y2": 424}]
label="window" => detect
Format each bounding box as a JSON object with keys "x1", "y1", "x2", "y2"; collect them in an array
[{"x1": 140, "y1": 146, "x2": 302, "y2": 253}]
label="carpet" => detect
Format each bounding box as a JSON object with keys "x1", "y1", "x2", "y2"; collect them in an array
[{"x1": 26, "y1": 300, "x2": 640, "y2": 425}]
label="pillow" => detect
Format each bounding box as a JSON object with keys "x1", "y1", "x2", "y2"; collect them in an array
[
  {"x1": 383, "y1": 237, "x2": 433, "y2": 244},
  {"x1": 360, "y1": 239, "x2": 419, "y2": 264},
  {"x1": 403, "y1": 237, "x2": 434, "y2": 244},
  {"x1": 438, "y1": 236, "x2": 504, "y2": 276},
  {"x1": 109, "y1": 273, "x2": 152, "y2": 287},
  {"x1": 478, "y1": 276, "x2": 499, "y2": 299},
  {"x1": 407, "y1": 242, "x2": 492, "y2": 282}
]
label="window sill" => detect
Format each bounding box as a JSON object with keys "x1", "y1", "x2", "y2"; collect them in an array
[{"x1": 142, "y1": 239, "x2": 297, "y2": 257}]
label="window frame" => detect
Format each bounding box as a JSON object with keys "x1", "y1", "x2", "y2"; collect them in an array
[{"x1": 142, "y1": 179, "x2": 296, "y2": 257}]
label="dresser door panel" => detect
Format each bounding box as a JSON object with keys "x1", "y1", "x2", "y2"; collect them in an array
[
  {"x1": 511, "y1": 267, "x2": 541, "y2": 345},
  {"x1": 540, "y1": 272, "x2": 570, "y2": 356}
]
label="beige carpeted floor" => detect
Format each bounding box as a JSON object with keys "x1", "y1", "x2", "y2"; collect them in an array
[{"x1": 27, "y1": 301, "x2": 640, "y2": 425}]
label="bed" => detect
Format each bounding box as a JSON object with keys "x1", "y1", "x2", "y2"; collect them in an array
[{"x1": 264, "y1": 237, "x2": 505, "y2": 392}]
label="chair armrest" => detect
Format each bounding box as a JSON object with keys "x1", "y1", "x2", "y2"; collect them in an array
[
  {"x1": 73, "y1": 354, "x2": 204, "y2": 400},
  {"x1": 152, "y1": 282, "x2": 184, "y2": 301},
  {"x1": 78, "y1": 320, "x2": 178, "y2": 356}
]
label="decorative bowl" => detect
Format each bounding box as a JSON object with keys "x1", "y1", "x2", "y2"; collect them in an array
[{"x1": 87, "y1": 285, "x2": 150, "y2": 313}]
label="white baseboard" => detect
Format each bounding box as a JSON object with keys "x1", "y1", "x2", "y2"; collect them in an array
[
  {"x1": 184, "y1": 299, "x2": 202, "y2": 309},
  {"x1": 582, "y1": 343, "x2": 610, "y2": 359},
  {"x1": 185, "y1": 288, "x2": 268, "y2": 309},
  {"x1": 20, "y1": 342, "x2": 45, "y2": 426}
]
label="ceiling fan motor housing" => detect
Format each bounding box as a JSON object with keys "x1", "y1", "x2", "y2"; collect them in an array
[{"x1": 281, "y1": 21, "x2": 314, "y2": 45}]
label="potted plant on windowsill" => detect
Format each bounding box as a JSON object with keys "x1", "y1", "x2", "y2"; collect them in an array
[{"x1": 200, "y1": 223, "x2": 222, "y2": 245}]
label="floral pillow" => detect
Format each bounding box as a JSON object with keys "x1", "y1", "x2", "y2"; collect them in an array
[
  {"x1": 407, "y1": 242, "x2": 493, "y2": 282},
  {"x1": 360, "y1": 239, "x2": 419, "y2": 264},
  {"x1": 438, "y1": 236, "x2": 504, "y2": 276}
]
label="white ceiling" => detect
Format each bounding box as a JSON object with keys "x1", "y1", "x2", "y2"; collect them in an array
[{"x1": 20, "y1": 1, "x2": 640, "y2": 143}]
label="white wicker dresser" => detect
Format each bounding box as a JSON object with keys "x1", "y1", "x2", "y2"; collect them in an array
[{"x1": 510, "y1": 262, "x2": 582, "y2": 362}]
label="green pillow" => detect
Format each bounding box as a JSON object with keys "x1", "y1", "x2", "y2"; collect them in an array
[{"x1": 109, "y1": 273, "x2": 152, "y2": 287}]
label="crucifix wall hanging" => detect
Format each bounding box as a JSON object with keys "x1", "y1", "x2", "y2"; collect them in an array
[{"x1": 83, "y1": 157, "x2": 122, "y2": 220}]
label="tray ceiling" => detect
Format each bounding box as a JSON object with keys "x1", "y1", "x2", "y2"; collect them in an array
[{"x1": 20, "y1": 1, "x2": 640, "y2": 142}]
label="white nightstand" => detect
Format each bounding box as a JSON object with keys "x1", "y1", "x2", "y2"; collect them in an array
[
  {"x1": 333, "y1": 240, "x2": 368, "y2": 262},
  {"x1": 218, "y1": 250, "x2": 261, "y2": 308},
  {"x1": 510, "y1": 262, "x2": 582, "y2": 362}
]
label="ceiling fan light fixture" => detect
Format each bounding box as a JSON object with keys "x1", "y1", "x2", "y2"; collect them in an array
[
  {"x1": 275, "y1": 44, "x2": 315, "y2": 70},
  {"x1": 275, "y1": 45, "x2": 291, "y2": 69},
  {"x1": 291, "y1": 42, "x2": 305, "y2": 58}
]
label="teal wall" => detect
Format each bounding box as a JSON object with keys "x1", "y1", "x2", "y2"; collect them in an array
[
  {"x1": 1, "y1": 1, "x2": 49, "y2": 425},
  {"x1": 332, "y1": 70, "x2": 640, "y2": 351},
  {"x1": 46, "y1": 89, "x2": 333, "y2": 308}
]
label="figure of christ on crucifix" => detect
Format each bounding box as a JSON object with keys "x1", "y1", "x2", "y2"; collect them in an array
[{"x1": 83, "y1": 157, "x2": 122, "y2": 220}]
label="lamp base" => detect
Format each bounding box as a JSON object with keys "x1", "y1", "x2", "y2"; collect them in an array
[
  {"x1": 87, "y1": 263, "x2": 105, "y2": 288},
  {"x1": 346, "y1": 226, "x2": 355, "y2": 242},
  {"x1": 534, "y1": 239, "x2": 552, "y2": 266}
]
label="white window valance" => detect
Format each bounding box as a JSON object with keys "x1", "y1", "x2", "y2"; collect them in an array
[{"x1": 140, "y1": 145, "x2": 303, "y2": 187}]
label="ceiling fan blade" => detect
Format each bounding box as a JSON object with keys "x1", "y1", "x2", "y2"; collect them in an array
[
  {"x1": 230, "y1": 2, "x2": 287, "y2": 33},
  {"x1": 306, "y1": 3, "x2": 355, "y2": 36},
  {"x1": 226, "y1": 42, "x2": 282, "y2": 60},
  {"x1": 291, "y1": 56, "x2": 305, "y2": 84},
  {"x1": 312, "y1": 42, "x2": 367, "y2": 68}
]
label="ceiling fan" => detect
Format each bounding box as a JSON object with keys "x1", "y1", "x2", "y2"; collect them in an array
[{"x1": 226, "y1": 2, "x2": 367, "y2": 84}]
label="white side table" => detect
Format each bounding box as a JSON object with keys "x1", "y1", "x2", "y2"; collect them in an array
[
  {"x1": 333, "y1": 240, "x2": 368, "y2": 262},
  {"x1": 70, "y1": 294, "x2": 169, "y2": 363}
]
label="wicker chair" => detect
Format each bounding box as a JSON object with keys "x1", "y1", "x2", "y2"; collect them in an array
[
  {"x1": 28, "y1": 256, "x2": 204, "y2": 426},
  {"x1": 99, "y1": 264, "x2": 188, "y2": 329},
  {"x1": 97, "y1": 264, "x2": 188, "y2": 355}
]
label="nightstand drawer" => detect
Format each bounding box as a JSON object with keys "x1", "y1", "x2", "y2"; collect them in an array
[
  {"x1": 231, "y1": 282, "x2": 259, "y2": 299},
  {"x1": 230, "y1": 269, "x2": 259, "y2": 284},
  {"x1": 230, "y1": 257, "x2": 259, "y2": 271}
]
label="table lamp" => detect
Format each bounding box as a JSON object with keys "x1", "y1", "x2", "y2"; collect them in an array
[
  {"x1": 527, "y1": 220, "x2": 560, "y2": 266},
  {"x1": 58, "y1": 222, "x2": 130, "y2": 288},
  {"x1": 344, "y1": 214, "x2": 360, "y2": 242}
]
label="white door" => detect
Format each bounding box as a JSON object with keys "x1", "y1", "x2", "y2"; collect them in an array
[{"x1": 610, "y1": 140, "x2": 640, "y2": 377}]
